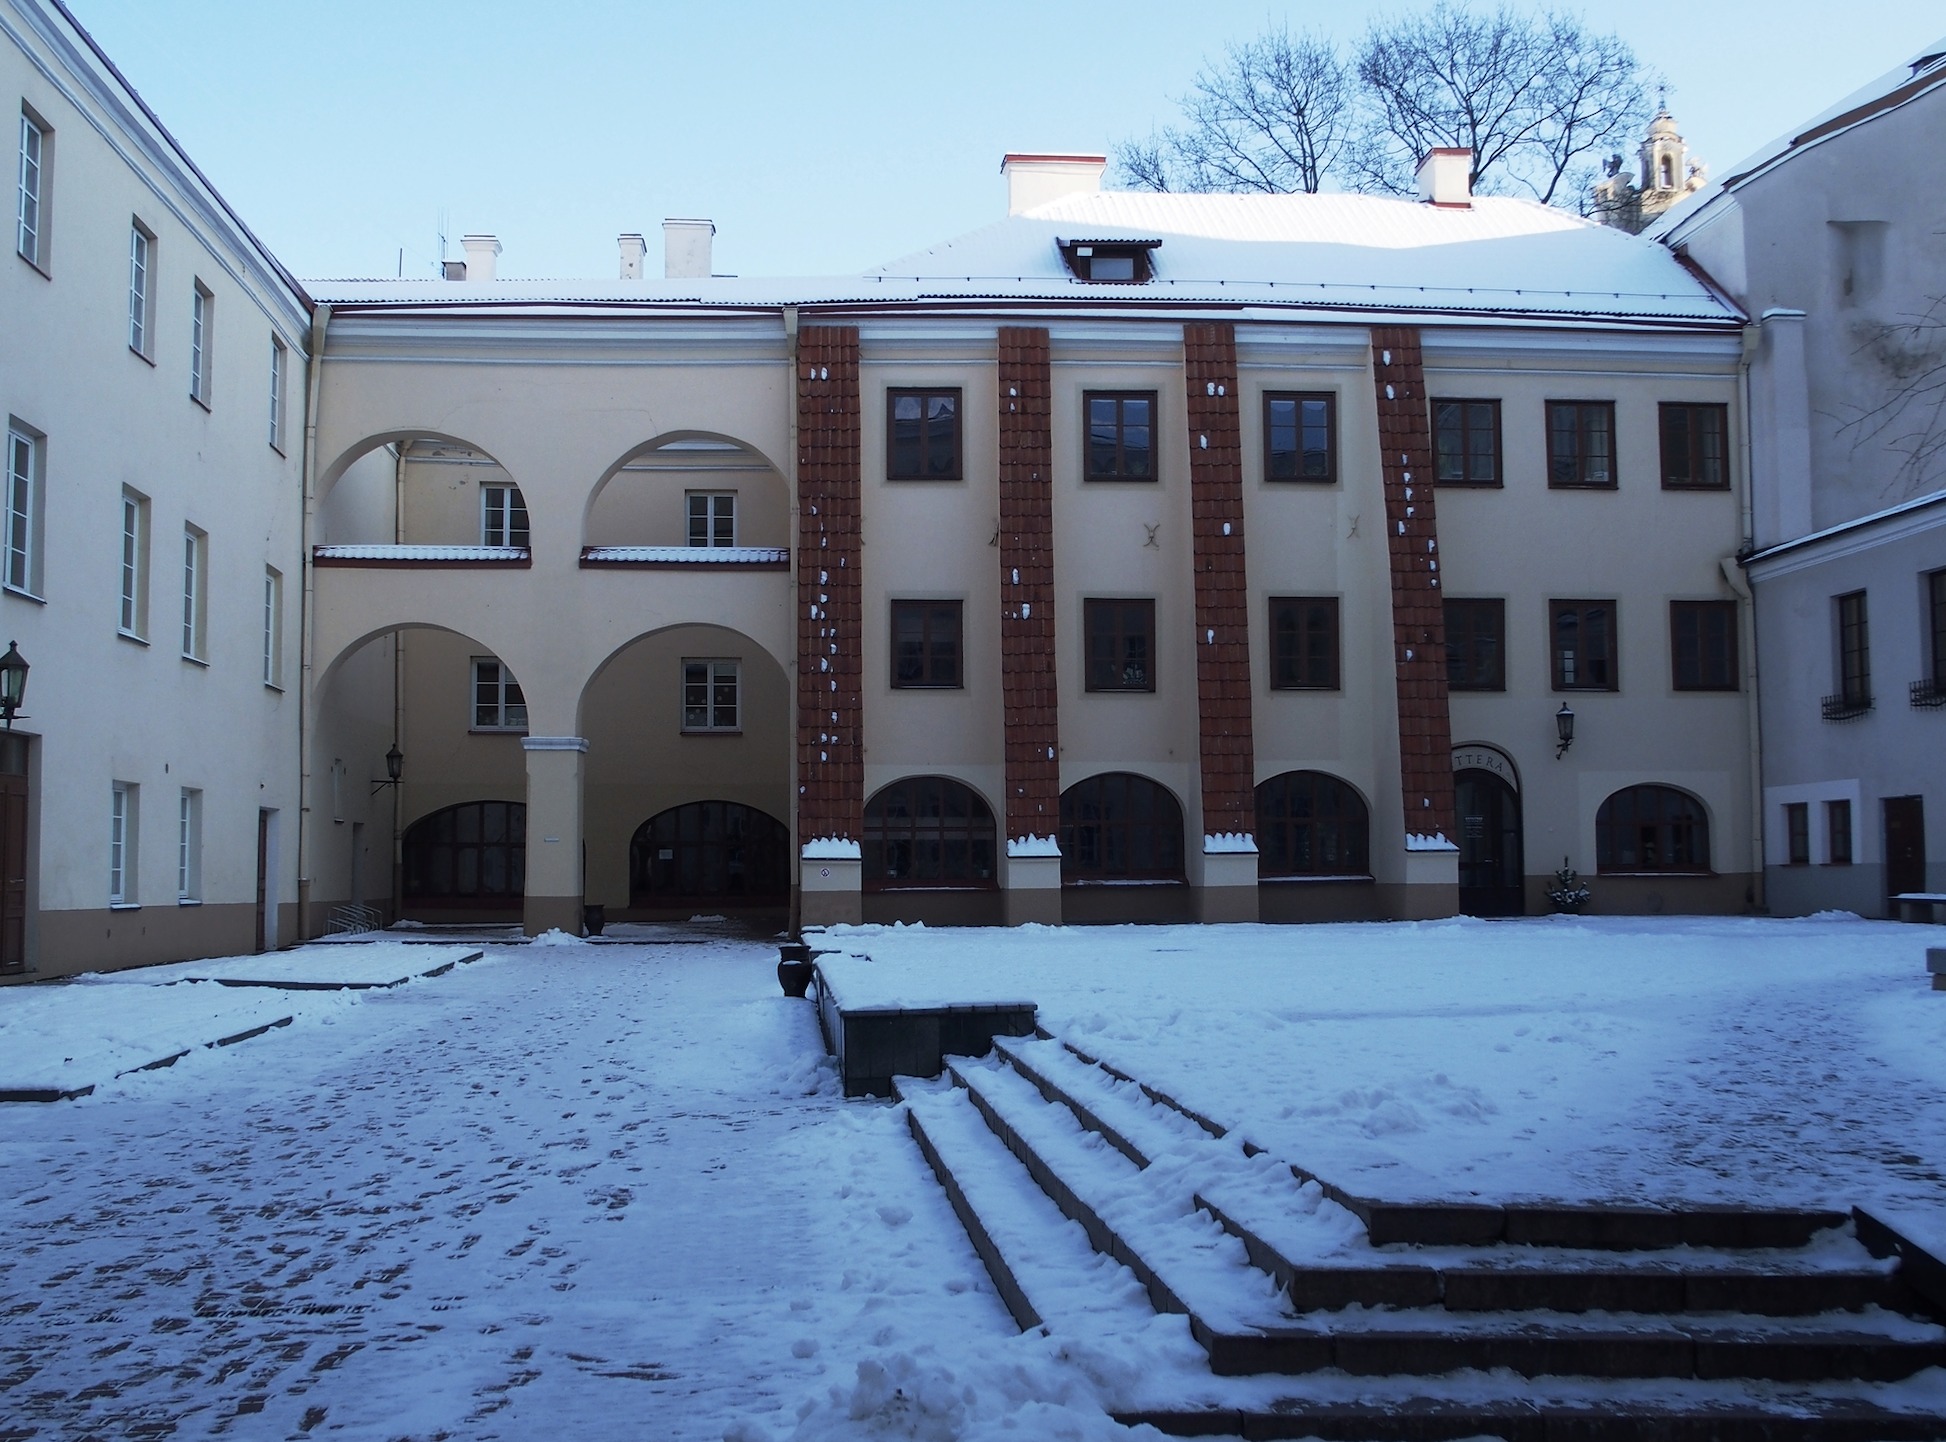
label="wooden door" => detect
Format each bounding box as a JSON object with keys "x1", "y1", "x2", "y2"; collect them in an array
[
  {"x1": 255, "y1": 809, "x2": 270, "y2": 953},
  {"x1": 0, "y1": 733, "x2": 27, "y2": 974},
  {"x1": 1455, "y1": 769, "x2": 1525, "y2": 917},
  {"x1": 1884, "y1": 796, "x2": 1926, "y2": 904}
]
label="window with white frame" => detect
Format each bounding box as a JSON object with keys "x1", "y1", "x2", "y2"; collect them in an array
[
  {"x1": 682, "y1": 658, "x2": 739, "y2": 731},
  {"x1": 128, "y1": 222, "x2": 154, "y2": 357},
  {"x1": 268, "y1": 337, "x2": 286, "y2": 452},
  {"x1": 472, "y1": 657, "x2": 527, "y2": 730},
  {"x1": 110, "y1": 782, "x2": 137, "y2": 904},
  {"x1": 119, "y1": 488, "x2": 149, "y2": 638},
  {"x1": 5, "y1": 421, "x2": 42, "y2": 597},
  {"x1": 482, "y1": 485, "x2": 528, "y2": 548},
  {"x1": 181, "y1": 525, "x2": 207, "y2": 660},
  {"x1": 177, "y1": 788, "x2": 202, "y2": 901},
  {"x1": 17, "y1": 111, "x2": 45, "y2": 268},
  {"x1": 687, "y1": 492, "x2": 735, "y2": 548},
  {"x1": 262, "y1": 566, "x2": 283, "y2": 686},
  {"x1": 190, "y1": 282, "x2": 212, "y2": 406}
]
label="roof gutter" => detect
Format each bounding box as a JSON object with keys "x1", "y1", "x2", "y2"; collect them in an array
[{"x1": 293, "y1": 303, "x2": 331, "y2": 942}]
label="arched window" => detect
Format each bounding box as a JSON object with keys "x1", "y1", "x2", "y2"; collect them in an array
[
  {"x1": 1257, "y1": 771, "x2": 1370, "y2": 877},
  {"x1": 863, "y1": 777, "x2": 997, "y2": 888},
  {"x1": 1059, "y1": 773, "x2": 1185, "y2": 882},
  {"x1": 1658, "y1": 155, "x2": 1674, "y2": 188},
  {"x1": 630, "y1": 802, "x2": 790, "y2": 904},
  {"x1": 403, "y1": 801, "x2": 525, "y2": 907},
  {"x1": 1596, "y1": 786, "x2": 1710, "y2": 873}
]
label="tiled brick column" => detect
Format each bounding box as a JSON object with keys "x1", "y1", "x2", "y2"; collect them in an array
[
  {"x1": 997, "y1": 327, "x2": 1063, "y2": 924},
  {"x1": 1371, "y1": 326, "x2": 1459, "y2": 917},
  {"x1": 797, "y1": 326, "x2": 864, "y2": 925},
  {"x1": 1185, "y1": 323, "x2": 1259, "y2": 921}
]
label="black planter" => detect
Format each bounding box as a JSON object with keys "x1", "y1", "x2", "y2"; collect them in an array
[
  {"x1": 777, "y1": 959, "x2": 814, "y2": 998},
  {"x1": 583, "y1": 903, "x2": 606, "y2": 937}
]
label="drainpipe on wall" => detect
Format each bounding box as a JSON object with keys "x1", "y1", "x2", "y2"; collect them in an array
[
  {"x1": 783, "y1": 304, "x2": 801, "y2": 941},
  {"x1": 1733, "y1": 320, "x2": 1765, "y2": 909},
  {"x1": 294, "y1": 304, "x2": 331, "y2": 942},
  {"x1": 393, "y1": 442, "x2": 406, "y2": 926}
]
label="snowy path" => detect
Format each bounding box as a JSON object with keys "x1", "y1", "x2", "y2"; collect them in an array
[{"x1": 0, "y1": 941, "x2": 1089, "y2": 1441}]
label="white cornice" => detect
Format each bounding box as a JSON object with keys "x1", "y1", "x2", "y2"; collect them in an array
[{"x1": 1745, "y1": 489, "x2": 1946, "y2": 581}]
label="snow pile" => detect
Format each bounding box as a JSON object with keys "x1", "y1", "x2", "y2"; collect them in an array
[
  {"x1": 1005, "y1": 835, "x2": 1060, "y2": 858},
  {"x1": 802, "y1": 837, "x2": 862, "y2": 860},
  {"x1": 1202, "y1": 832, "x2": 1257, "y2": 854},
  {"x1": 1404, "y1": 831, "x2": 1459, "y2": 851},
  {"x1": 527, "y1": 927, "x2": 589, "y2": 947}
]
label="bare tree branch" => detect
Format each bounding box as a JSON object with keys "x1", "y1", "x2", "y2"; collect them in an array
[
  {"x1": 1112, "y1": 135, "x2": 1175, "y2": 192},
  {"x1": 1836, "y1": 296, "x2": 1946, "y2": 499}
]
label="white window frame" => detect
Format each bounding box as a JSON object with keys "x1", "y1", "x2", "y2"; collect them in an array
[
  {"x1": 17, "y1": 110, "x2": 44, "y2": 269},
  {"x1": 471, "y1": 656, "x2": 527, "y2": 731},
  {"x1": 268, "y1": 336, "x2": 286, "y2": 452},
  {"x1": 128, "y1": 221, "x2": 154, "y2": 359},
  {"x1": 262, "y1": 566, "x2": 283, "y2": 687},
  {"x1": 181, "y1": 524, "x2": 207, "y2": 661},
  {"x1": 481, "y1": 484, "x2": 528, "y2": 548},
  {"x1": 189, "y1": 281, "x2": 212, "y2": 407},
  {"x1": 177, "y1": 788, "x2": 202, "y2": 902},
  {"x1": 5, "y1": 420, "x2": 44, "y2": 599},
  {"x1": 110, "y1": 782, "x2": 137, "y2": 905},
  {"x1": 682, "y1": 658, "x2": 740, "y2": 732},
  {"x1": 687, "y1": 492, "x2": 736, "y2": 548},
  {"x1": 119, "y1": 487, "x2": 149, "y2": 640}
]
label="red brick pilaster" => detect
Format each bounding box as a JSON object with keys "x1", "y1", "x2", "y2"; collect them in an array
[
  {"x1": 1371, "y1": 327, "x2": 1456, "y2": 842},
  {"x1": 1184, "y1": 323, "x2": 1257, "y2": 843},
  {"x1": 998, "y1": 327, "x2": 1059, "y2": 842},
  {"x1": 796, "y1": 326, "x2": 863, "y2": 843}
]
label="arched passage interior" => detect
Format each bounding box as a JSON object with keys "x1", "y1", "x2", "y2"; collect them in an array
[{"x1": 317, "y1": 433, "x2": 526, "y2": 549}]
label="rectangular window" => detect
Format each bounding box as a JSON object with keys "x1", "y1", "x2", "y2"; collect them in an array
[
  {"x1": 1785, "y1": 802, "x2": 1810, "y2": 865},
  {"x1": 1444, "y1": 598, "x2": 1506, "y2": 690},
  {"x1": 128, "y1": 223, "x2": 153, "y2": 357},
  {"x1": 1269, "y1": 596, "x2": 1339, "y2": 689},
  {"x1": 1547, "y1": 401, "x2": 1617, "y2": 488},
  {"x1": 268, "y1": 337, "x2": 286, "y2": 452},
  {"x1": 1084, "y1": 392, "x2": 1156, "y2": 481},
  {"x1": 1930, "y1": 569, "x2": 1946, "y2": 685},
  {"x1": 1552, "y1": 600, "x2": 1617, "y2": 690},
  {"x1": 110, "y1": 782, "x2": 136, "y2": 904},
  {"x1": 887, "y1": 389, "x2": 962, "y2": 480},
  {"x1": 682, "y1": 659, "x2": 740, "y2": 731},
  {"x1": 119, "y1": 489, "x2": 149, "y2": 639},
  {"x1": 1084, "y1": 598, "x2": 1155, "y2": 691},
  {"x1": 686, "y1": 492, "x2": 736, "y2": 548},
  {"x1": 1264, "y1": 393, "x2": 1335, "y2": 482},
  {"x1": 481, "y1": 485, "x2": 529, "y2": 548},
  {"x1": 1827, "y1": 799, "x2": 1853, "y2": 865},
  {"x1": 181, "y1": 525, "x2": 207, "y2": 660},
  {"x1": 1837, "y1": 590, "x2": 1870, "y2": 708},
  {"x1": 190, "y1": 282, "x2": 212, "y2": 406},
  {"x1": 1670, "y1": 600, "x2": 1738, "y2": 691},
  {"x1": 891, "y1": 600, "x2": 963, "y2": 688},
  {"x1": 1660, "y1": 403, "x2": 1729, "y2": 489},
  {"x1": 6, "y1": 423, "x2": 39, "y2": 596},
  {"x1": 262, "y1": 566, "x2": 283, "y2": 686},
  {"x1": 1432, "y1": 399, "x2": 1501, "y2": 485},
  {"x1": 177, "y1": 788, "x2": 202, "y2": 901},
  {"x1": 471, "y1": 657, "x2": 527, "y2": 730},
  {"x1": 17, "y1": 111, "x2": 43, "y2": 268}
]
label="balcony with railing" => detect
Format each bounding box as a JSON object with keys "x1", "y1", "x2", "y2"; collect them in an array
[
  {"x1": 1912, "y1": 678, "x2": 1946, "y2": 710},
  {"x1": 1821, "y1": 690, "x2": 1873, "y2": 722}
]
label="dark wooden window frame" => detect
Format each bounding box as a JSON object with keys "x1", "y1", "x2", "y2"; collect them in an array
[
  {"x1": 862, "y1": 775, "x2": 998, "y2": 890},
  {"x1": 1551, "y1": 599, "x2": 1618, "y2": 692},
  {"x1": 1263, "y1": 391, "x2": 1337, "y2": 483},
  {"x1": 1058, "y1": 771, "x2": 1186, "y2": 883},
  {"x1": 1269, "y1": 596, "x2": 1340, "y2": 690},
  {"x1": 1431, "y1": 397, "x2": 1503, "y2": 487},
  {"x1": 1837, "y1": 590, "x2": 1871, "y2": 709},
  {"x1": 1659, "y1": 402, "x2": 1731, "y2": 490},
  {"x1": 1928, "y1": 569, "x2": 1946, "y2": 693},
  {"x1": 1785, "y1": 802, "x2": 1810, "y2": 865},
  {"x1": 885, "y1": 387, "x2": 963, "y2": 480},
  {"x1": 1827, "y1": 799, "x2": 1853, "y2": 865},
  {"x1": 1256, "y1": 770, "x2": 1371, "y2": 878},
  {"x1": 402, "y1": 800, "x2": 527, "y2": 907},
  {"x1": 1445, "y1": 597, "x2": 1507, "y2": 691},
  {"x1": 890, "y1": 599, "x2": 963, "y2": 689},
  {"x1": 1546, "y1": 400, "x2": 1618, "y2": 489},
  {"x1": 1084, "y1": 597, "x2": 1156, "y2": 693},
  {"x1": 1670, "y1": 599, "x2": 1739, "y2": 692},
  {"x1": 1083, "y1": 391, "x2": 1159, "y2": 482},
  {"x1": 1595, "y1": 784, "x2": 1712, "y2": 874}
]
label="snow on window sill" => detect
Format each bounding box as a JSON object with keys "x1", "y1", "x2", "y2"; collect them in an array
[
  {"x1": 1260, "y1": 873, "x2": 1376, "y2": 884},
  {"x1": 177, "y1": 898, "x2": 202, "y2": 907},
  {"x1": 109, "y1": 902, "x2": 141, "y2": 911}
]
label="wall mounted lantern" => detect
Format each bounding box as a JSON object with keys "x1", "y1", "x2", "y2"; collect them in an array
[
  {"x1": 0, "y1": 642, "x2": 29, "y2": 729},
  {"x1": 1554, "y1": 703, "x2": 1576, "y2": 760},
  {"x1": 371, "y1": 742, "x2": 404, "y2": 794}
]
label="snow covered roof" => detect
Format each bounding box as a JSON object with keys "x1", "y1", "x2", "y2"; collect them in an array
[
  {"x1": 1651, "y1": 35, "x2": 1946, "y2": 244},
  {"x1": 307, "y1": 190, "x2": 1738, "y2": 329}
]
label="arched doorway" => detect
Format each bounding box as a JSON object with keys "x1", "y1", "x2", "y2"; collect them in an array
[
  {"x1": 862, "y1": 777, "x2": 998, "y2": 889},
  {"x1": 1455, "y1": 768, "x2": 1524, "y2": 915},
  {"x1": 1058, "y1": 773, "x2": 1185, "y2": 883},
  {"x1": 402, "y1": 801, "x2": 526, "y2": 913},
  {"x1": 1256, "y1": 771, "x2": 1371, "y2": 877},
  {"x1": 629, "y1": 801, "x2": 790, "y2": 908}
]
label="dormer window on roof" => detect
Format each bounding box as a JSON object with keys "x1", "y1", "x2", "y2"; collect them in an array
[{"x1": 1059, "y1": 238, "x2": 1160, "y2": 284}]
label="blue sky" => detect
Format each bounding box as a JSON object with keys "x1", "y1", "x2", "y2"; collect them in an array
[{"x1": 66, "y1": 1, "x2": 1946, "y2": 283}]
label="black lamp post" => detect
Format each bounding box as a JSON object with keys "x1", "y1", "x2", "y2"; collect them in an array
[
  {"x1": 371, "y1": 742, "x2": 404, "y2": 793},
  {"x1": 1554, "y1": 703, "x2": 1576, "y2": 760},
  {"x1": 0, "y1": 642, "x2": 28, "y2": 728}
]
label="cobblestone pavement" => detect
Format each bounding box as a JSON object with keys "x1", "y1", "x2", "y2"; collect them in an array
[{"x1": 0, "y1": 942, "x2": 1011, "y2": 1440}]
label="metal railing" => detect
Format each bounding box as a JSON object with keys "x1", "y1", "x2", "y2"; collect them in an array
[
  {"x1": 1820, "y1": 692, "x2": 1873, "y2": 722},
  {"x1": 1911, "y1": 678, "x2": 1946, "y2": 710},
  {"x1": 325, "y1": 903, "x2": 383, "y2": 935}
]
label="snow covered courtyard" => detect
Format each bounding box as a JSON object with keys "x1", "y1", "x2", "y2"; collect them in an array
[{"x1": 0, "y1": 914, "x2": 1942, "y2": 1440}]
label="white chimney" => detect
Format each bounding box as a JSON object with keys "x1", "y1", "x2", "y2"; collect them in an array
[
  {"x1": 663, "y1": 219, "x2": 714, "y2": 279},
  {"x1": 619, "y1": 233, "x2": 646, "y2": 280},
  {"x1": 460, "y1": 233, "x2": 501, "y2": 282},
  {"x1": 1415, "y1": 150, "x2": 1473, "y2": 207},
  {"x1": 1001, "y1": 153, "x2": 1107, "y2": 216}
]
